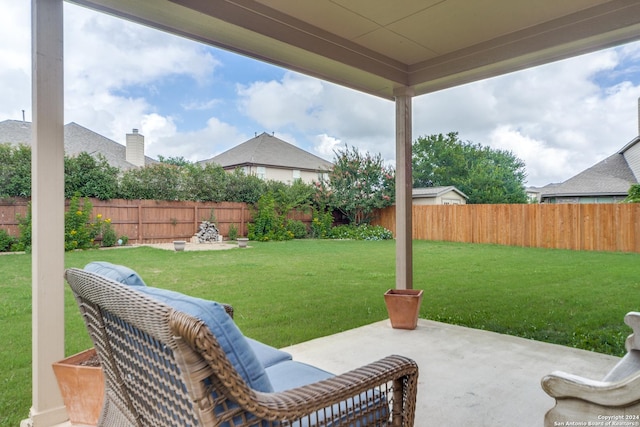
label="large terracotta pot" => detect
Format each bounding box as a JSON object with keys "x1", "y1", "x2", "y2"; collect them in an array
[
  {"x1": 52, "y1": 348, "x2": 104, "y2": 426},
  {"x1": 384, "y1": 289, "x2": 424, "y2": 330}
]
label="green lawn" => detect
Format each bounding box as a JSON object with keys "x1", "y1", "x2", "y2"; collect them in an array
[{"x1": 2, "y1": 239, "x2": 639, "y2": 426}]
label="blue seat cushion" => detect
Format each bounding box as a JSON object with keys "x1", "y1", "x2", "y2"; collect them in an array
[
  {"x1": 266, "y1": 360, "x2": 334, "y2": 392},
  {"x1": 133, "y1": 285, "x2": 274, "y2": 393},
  {"x1": 247, "y1": 338, "x2": 292, "y2": 368},
  {"x1": 84, "y1": 261, "x2": 147, "y2": 287},
  {"x1": 266, "y1": 361, "x2": 388, "y2": 426}
]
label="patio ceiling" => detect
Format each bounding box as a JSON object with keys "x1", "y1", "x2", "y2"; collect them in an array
[{"x1": 68, "y1": 0, "x2": 640, "y2": 100}]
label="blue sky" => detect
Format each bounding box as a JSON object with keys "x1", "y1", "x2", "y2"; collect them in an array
[{"x1": 3, "y1": 1, "x2": 640, "y2": 187}]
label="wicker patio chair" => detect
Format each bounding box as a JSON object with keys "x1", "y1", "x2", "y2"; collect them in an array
[{"x1": 64, "y1": 268, "x2": 419, "y2": 426}]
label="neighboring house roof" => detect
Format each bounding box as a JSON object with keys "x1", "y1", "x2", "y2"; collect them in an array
[
  {"x1": 199, "y1": 132, "x2": 333, "y2": 172},
  {"x1": 540, "y1": 151, "x2": 638, "y2": 198},
  {"x1": 0, "y1": 120, "x2": 155, "y2": 170},
  {"x1": 412, "y1": 186, "x2": 468, "y2": 200}
]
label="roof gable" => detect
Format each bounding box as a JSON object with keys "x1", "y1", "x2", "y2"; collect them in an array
[
  {"x1": 620, "y1": 136, "x2": 640, "y2": 181},
  {"x1": 0, "y1": 120, "x2": 155, "y2": 170},
  {"x1": 541, "y1": 153, "x2": 637, "y2": 197},
  {"x1": 412, "y1": 186, "x2": 468, "y2": 199},
  {"x1": 201, "y1": 132, "x2": 333, "y2": 171}
]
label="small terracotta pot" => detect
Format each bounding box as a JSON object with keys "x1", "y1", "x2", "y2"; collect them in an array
[
  {"x1": 52, "y1": 348, "x2": 104, "y2": 426},
  {"x1": 384, "y1": 289, "x2": 424, "y2": 330}
]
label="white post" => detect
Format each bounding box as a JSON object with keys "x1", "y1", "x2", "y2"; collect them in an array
[
  {"x1": 23, "y1": 0, "x2": 68, "y2": 425},
  {"x1": 394, "y1": 87, "x2": 414, "y2": 290}
]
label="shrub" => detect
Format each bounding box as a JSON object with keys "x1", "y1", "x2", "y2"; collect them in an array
[
  {"x1": 286, "y1": 219, "x2": 308, "y2": 239},
  {"x1": 310, "y1": 207, "x2": 333, "y2": 238},
  {"x1": 248, "y1": 192, "x2": 289, "y2": 241},
  {"x1": 228, "y1": 224, "x2": 238, "y2": 241},
  {"x1": 0, "y1": 229, "x2": 17, "y2": 252},
  {"x1": 15, "y1": 203, "x2": 32, "y2": 252},
  {"x1": 329, "y1": 224, "x2": 393, "y2": 241},
  {"x1": 65, "y1": 195, "x2": 99, "y2": 251},
  {"x1": 99, "y1": 220, "x2": 118, "y2": 247}
]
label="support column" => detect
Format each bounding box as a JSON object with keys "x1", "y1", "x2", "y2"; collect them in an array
[
  {"x1": 23, "y1": 0, "x2": 67, "y2": 425},
  {"x1": 394, "y1": 87, "x2": 414, "y2": 290}
]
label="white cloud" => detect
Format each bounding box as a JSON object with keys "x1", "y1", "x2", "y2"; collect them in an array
[
  {"x1": 488, "y1": 126, "x2": 572, "y2": 185},
  {"x1": 147, "y1": 117, "x2": 247, "y2": 162},
  {"x1": 0, "y1": 1, "x2": 31, "y2": 121},
  {"x1": 237, "y1": 72, "x2": 394, "y2": 160},
  {"x1": 313, "y1": 134, "x2": 342, "y2": 158},
  {"x1": 237, "y1": 73, "x2": 324, "y2": 129}
]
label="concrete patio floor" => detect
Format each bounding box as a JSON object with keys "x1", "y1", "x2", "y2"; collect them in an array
[
  {"x1": 48, "y1": 318, "x2": 620, "y2": 427},
  {"x1": 282, "y1": 319, "x2": 620, "y2": 427}
]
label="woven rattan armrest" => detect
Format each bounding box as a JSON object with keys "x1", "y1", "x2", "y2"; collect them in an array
[
  {"x1": 221, "y1": 303, "x2": 234, "y2": 318},
  {"x1": 172, "y1": 310, "x2": 419, "y2": 426},
  {"x1": 253, "y1": 355, "x2": 418, "y2": 422}
]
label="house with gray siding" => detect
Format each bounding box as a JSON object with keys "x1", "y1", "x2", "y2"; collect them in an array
[
  {"x1": 540, "y1": 138, "x2": 640, "y2": 204},
  {"x1": 199, "y1": 132, "x2": 333, "y2": 184},
  {"x1": 0, "y1": 120, "x2": 155, "y2": 170}
]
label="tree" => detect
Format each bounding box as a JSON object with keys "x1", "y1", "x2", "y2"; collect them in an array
[
  {"x1": 181, "y1": 163, "x2": 229, "y2": 202},
  {"x1": 118, "y1": 163, "x2": 182, "y2": 200},
  {"x1": 412, "y1": 132, "x2": 528, "y2": 204},
  {"x1": 65, "y1": 152, "x2": 120, "y2": 200},
  {"x1": 321, "y1": 145, "x2": 395, "y2": 225},
  {"x1": 157, "y1": 155, "x2": 191, "y2": 166},
  {"x1": 624, "y1": 184, "x2": 640, "y2": 203},
  {"x1": 225, "y1": 168, "x2": 267, "y2": 204},
  {"x1": 0, "y1": 143, "x2": 31, "y2": 198}
]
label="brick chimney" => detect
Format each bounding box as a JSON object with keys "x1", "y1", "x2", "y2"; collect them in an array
[{"x1": 126, "y1": 128, "x2": 145, "y2": 167}]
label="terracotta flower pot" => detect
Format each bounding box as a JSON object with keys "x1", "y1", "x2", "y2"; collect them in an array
[
  {"x1": 384, "y1": 289, "x2": 424, "y2": 330},
  {"x1": 52, "y1": 348, "x2": 104, "y2": 426}
]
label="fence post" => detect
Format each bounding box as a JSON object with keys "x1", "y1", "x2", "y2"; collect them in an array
[{"x1": 137, "y1": 204, "x2": 143, "y2": 243}]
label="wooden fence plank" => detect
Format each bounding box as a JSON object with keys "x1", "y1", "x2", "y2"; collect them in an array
[
  {"x1": 2, "y1": 198, "x2": 638, "y2": 252},
  {"x1": 372, "y1": 203, "x2": 640, "y2": 253},
  {"x1": 0, "y1": 198, "x2": 311, "y2": 244}
]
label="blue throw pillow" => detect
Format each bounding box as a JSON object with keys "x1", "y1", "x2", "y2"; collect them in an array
[
  {"x1": 133, "y1": 286, "x2": 274, "y2": 393},
  {"x1": 84, "y1": 261, "x2": 147, "y2": 287}
]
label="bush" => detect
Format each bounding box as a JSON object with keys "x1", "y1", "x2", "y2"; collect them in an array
[
  {"x1": 99, "y1": 220, "x2": 118, "y2": 247},
  {"x1": 65, "y1": 195, "x2": 99, "y2": 251},
  {"x1": 286, "y1": 219, "x2": 308, "y2": 239},
  {"x1": 329, "y1": 224, "x2": 393, "y2": 241},
  {"x1": 228, "y1": 224, "x2": 238, "y2": 241},
  {"x1": 0, "y1": 229, "x2": 17, "y2": 252},
  {"x1": 310, "y1": 207, "x2": 333, "y2": 238},
  {"x1": 15, "y1": 203, "x2": 32, "y2": 252},
  {"x1": 248, "y1": 192, "x2": 291, "y2": 241}
]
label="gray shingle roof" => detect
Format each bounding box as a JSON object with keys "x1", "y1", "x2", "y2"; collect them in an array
[
  {"x1": 540, "y1": 152, "x2": 637, "y2": 197},
  {"x1": 0, "y1": 120, "x2": 156, "y2": 170},
  {"x1": 199, "y1": 132, "x2": 333, "y2": 171},
  {"x1": 412, "y1": 186, "x2": 468, "y2": 199}
]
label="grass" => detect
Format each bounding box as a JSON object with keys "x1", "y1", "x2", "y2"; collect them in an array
[{"x1": 2, "y1": 239, "x2": 639, "y2": 426}]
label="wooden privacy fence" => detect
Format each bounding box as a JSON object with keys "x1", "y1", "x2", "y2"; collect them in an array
[
  {"x1": 372, "y1": 203, "x2": 640, "y2": 253},
  {"x1": 0, "y1": 198, "x2": 312, "y2": 244}
]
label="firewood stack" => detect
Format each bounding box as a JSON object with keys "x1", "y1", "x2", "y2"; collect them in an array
[{"x1": 195, "y1": 221, "x2": 219, "y2": 243}]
